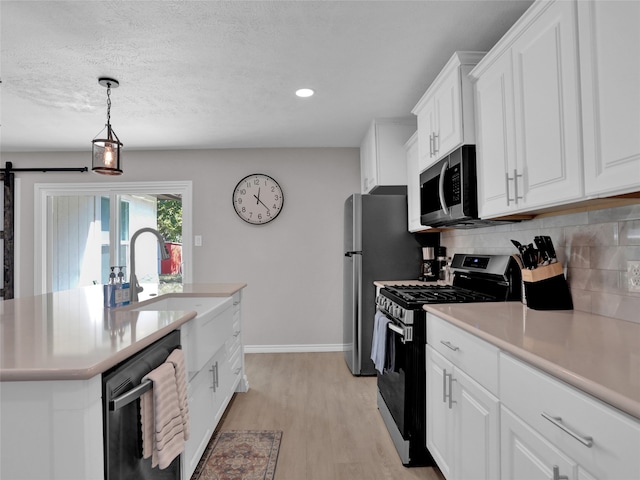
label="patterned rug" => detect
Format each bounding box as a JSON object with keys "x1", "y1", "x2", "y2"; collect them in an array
[{"x1": 191, "y1": 430, "x2": 282, "y2": 480}]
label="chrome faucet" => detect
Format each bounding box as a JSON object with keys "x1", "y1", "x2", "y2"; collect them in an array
[{"x1": 129, "y1": 227, "x2": 170, "y2": 302}]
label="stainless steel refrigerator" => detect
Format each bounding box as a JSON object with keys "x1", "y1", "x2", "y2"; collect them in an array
[{"x1": 343, "y1": 193, "x2": 421, "y2": 376}]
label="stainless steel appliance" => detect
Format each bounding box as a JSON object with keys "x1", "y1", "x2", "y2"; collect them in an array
[
  {"x1": 103, "y1": 330, "x2": 181, "y2": 480},
  {"x1": 375, "y1": 254, "x2": 521, "y2": 466},
  {"x1": 420, "y1": 146, "x2": 517, "y2": 229},
  {"x1": 343, "y1": 193, "x2": 422, "y2": 376}
]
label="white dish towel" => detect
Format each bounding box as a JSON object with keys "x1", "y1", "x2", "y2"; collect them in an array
[
  {"x1": 371, "y1": 310, "x2": 390, "y2": 374},
  {"x1": 140, "y1": 348, "x2": 189, "y2": 469}
]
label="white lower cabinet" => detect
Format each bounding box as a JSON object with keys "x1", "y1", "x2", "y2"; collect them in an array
[
  {"x1": 427, "y1": 315, "x2": 640, "y2": 480},
  {"x1": 426, "y1": 320, "x2": 500, "y2": 480},
  {"x1": 501, "y1": 405, "x2": 581, "y2": 480},
  {"x1": 500, "y1": 353, "x2": 640, "y2": 480},
  {"x1": 182, "y1": 292, "x2": 246, "y2": 479}
]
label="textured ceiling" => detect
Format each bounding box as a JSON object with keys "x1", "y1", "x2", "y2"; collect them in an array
[{"x1": 0, "y1": 0, "x2": 533, "y2": 153}]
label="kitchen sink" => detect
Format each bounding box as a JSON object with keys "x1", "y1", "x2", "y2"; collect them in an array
[{"x1": 133, "y1": 295, "x2": 235, "y2": 375}]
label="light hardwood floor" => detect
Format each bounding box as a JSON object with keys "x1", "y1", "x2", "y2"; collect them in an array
[{"x1": 217, "y1": 352, "x2": 445, "y2": 480}]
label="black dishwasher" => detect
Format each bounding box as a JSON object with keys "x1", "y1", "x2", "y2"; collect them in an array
[{"x1": 102, "y1": 330, "x2": 181, "y2": 480}]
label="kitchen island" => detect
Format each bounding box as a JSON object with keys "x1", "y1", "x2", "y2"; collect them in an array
[{"x1": 0, "y1": 283, "x2": 246, "y2": 480}]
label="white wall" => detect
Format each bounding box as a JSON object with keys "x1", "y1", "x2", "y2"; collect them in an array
[{"x1": 5, "y1": 148, "x2": 360, "y2": 350}]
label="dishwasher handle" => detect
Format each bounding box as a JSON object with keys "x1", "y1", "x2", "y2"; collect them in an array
[{"x1": 109, "y1": 380, "x2": 152, "y2": 411}]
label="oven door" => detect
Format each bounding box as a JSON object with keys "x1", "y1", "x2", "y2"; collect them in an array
[{"x1": 376, "y1": 311, "x2": 412, "y2": 437}]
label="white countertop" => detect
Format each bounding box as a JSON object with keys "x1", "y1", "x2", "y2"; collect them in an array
[
  {"x1": 424, "y1": 302, "x2": 640, "y2": 420},
  {"x1": 0, "y1": 283, "x2": 246, "y2": 382}
]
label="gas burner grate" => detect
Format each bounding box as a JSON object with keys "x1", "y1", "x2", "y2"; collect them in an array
[{"x1": 385, "y1": 285, "x2": 497, "y2": 304}]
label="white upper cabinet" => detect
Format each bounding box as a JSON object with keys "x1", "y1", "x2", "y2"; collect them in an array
[
  {"x1": 578, "y1": 0, "x2": 640, "y2": 196},
  {"x1": 360, "y1": 118, "x2": 416, "y2": 194},
  {"x1": 405, "y1": 132, "x2": 426, "y2": 232},
  {"x1": 412, "y1": 52, "x2": 485, "y2": 173},
  {"x1": 471, "y1": 0, "x2": 583, "y2": 218}
]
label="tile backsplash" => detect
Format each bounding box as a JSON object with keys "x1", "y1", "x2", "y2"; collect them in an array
[{"x1": 440, "y1": 203, "x2": 640, "y2": 324}]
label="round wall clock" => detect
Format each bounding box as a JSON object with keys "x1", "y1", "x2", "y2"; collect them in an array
[{"x1": 232, "y1": 173, "x2": 284, "y2": 225}]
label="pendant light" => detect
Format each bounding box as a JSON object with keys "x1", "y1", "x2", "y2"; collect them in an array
[{"x1": 92, "y1": 77, "x2": 123, "y2": 175}]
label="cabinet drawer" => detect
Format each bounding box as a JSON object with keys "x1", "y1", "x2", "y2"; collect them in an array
[
  {"x1": 427, "y1": 313, "x2": 499, "y2": 395},
  {"x1": 500, "y1": 353, "x2": 640, "y2": 480}
]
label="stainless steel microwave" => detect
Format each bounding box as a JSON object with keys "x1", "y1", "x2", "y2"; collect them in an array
[{"x1": 420, "y1": 146, "x2": 516, "y2": 229}]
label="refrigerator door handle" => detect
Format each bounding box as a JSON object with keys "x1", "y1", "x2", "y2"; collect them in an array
[{"x1": 345, "y1": 250, "x2": 363, "y2": 257}]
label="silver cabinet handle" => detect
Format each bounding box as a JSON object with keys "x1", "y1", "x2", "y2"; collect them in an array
[
  {"x1": 440, "y1": 340, "x2": 459, "y2": 351},
  {"x1": 506, "y1": 169, "x2": 524, "y2": 205},
  {"x1": 429, "y1": 133, "x2": 434, "y2": 158},
  {"x1": 442, "y1": 369, "x2": 448, "y2": 403},
  {"x1": 433, "y1": 132, "x2": 439, "y2": 156},
  {"x1": 210, "y1": 365, "x2": 216, "y2": 392},
  {"x1": 442, "y1": 370, "x2": 455, "y2": 409},
  {"x1": 513, "y1": 169, "x2": 523, "y2": 203},
  {"x1": 541, "y1": 412, "x2": 593, "y2": 448},
  {"x1": 552, "y1": 465, "x2": 569, "y2": 480}
]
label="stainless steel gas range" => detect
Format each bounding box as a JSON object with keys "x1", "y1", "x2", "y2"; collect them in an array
[{"x1": 374, "y1": 254, "x2": 521, "y2": 467}]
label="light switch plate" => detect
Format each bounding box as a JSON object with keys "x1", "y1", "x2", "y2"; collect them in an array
[
  {"x1": 628, "y1": 261, "x2": 640, "y2": 292},
  {"x1": 194, "y1": 235, "x2": 202, "y2": 247}
]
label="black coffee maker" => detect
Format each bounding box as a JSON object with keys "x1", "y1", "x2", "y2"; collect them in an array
[{"x1": 420, "y1": 246, "x2": 446, "y2": 282}]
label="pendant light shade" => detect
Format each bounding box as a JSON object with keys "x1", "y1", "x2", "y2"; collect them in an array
[{"x1": 92, "y1": 78, "x2": 123, "y2": 175}]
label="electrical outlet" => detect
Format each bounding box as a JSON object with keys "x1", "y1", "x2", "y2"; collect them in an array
[{"x1": 628, "y1": 261, "x2": 640, "y2": 292}]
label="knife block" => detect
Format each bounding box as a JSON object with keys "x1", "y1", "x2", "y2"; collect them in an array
[{"x1": 521, "y1": 262, "x2": 573, "y2": 310}]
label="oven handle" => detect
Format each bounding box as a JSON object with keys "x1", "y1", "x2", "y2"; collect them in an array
[
  {"x1": 387, "y1": 323, "x2": 404, "y2": 336},
  {"x1": 386, "y1": 321, "x2": 413, "y2": 343}
]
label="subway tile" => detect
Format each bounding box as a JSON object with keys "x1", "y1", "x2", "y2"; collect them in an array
[
  {"x1": 620, "y1": 220, "x2": 640, "y2": 246},
  {"x1": 541, "y1": 211, "x2": 589, "y2": 228},
  {"x1": 590, "y1": 291, "x2": 640, "y2": 324},
  {"x1": 590, "y1": 246, "x2": 640, "y2": 270},
  {"x1": 569, "y1": 289, "x2": 592, "y2": 313},
  {"x1": 588, "y1": 203, "x2": 640, "y2": 223},
  {"x1": 566, "y1": 267, "x2": 589, "y2": 290},
  {"x1": 567, "y1": 246, "x2": 590, "y2": 268},
  {"x1": 563, "y1": 223, "x2": 619, "y2": 247}
]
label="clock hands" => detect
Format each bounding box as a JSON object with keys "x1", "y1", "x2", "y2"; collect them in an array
[{"x1": 253, "y1": 192, "x2": 271, "y2": 212}]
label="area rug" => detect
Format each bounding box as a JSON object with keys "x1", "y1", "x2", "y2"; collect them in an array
[{"x1": 191, "y1": 430, "x2": 282, "y2": 480}]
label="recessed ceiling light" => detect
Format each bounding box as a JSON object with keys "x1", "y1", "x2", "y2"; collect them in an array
[{"x1": 295, "y1": 88, "x2": 315, "y2": 98}]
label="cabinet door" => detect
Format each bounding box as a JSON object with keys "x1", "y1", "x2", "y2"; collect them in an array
[
  {"x1": 406, "y1": 133, "x2": 422, "y2": 232},
  {"x1": 426, "y1": 346, "x2": 455, "y2": 479},
  {"x1": 578, "y1": 0, "x2": 640, "y2": 196},
  {"x1": 475, "y1": 52, "x2": 517, "y2": 218},
  {"x1": 417, "y1": 102, "x2": 438, "y2": 172},
  {"x1": 434, "y1": 66, "x2": 463, "y2": 160},
  {"x1": 183, "y1": 358, "x2": 216, "y2": 479},
  {"x1": 454, "y1": 367, "x2": 500, "y2": 480},
  {"x1": 501, "y1": 405, "x2": 578, "y2": 480},
  {"x1": 511, "y1": 0, "x2": 583, "y2": 209}
]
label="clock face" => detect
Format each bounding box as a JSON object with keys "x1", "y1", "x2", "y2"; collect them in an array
[{"x1": 232, "y1": 174, "x2": 284, "y2": 225}]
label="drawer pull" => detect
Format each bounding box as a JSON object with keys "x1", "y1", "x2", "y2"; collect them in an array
[
  {"x1": 541, "y1": 412, "x2": 593, "y2": 448},
  {"x1": 552, "y1": 465, "x2": 569, "y2": 480},
  {"x1": 440, "y1": 340, "x2": 459, "y2": 352},
  {"x1": 233, "y1": 331, "x2": 241, "y2": 337}
]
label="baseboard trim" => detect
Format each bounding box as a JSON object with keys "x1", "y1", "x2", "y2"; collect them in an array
[{"x1": 245, "y1": 344, "x2": 347, "y2": 353}]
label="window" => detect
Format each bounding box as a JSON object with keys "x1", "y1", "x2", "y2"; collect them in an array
[{"x1": 34, "y1": 181, "x2": 192, "y2": 295}]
